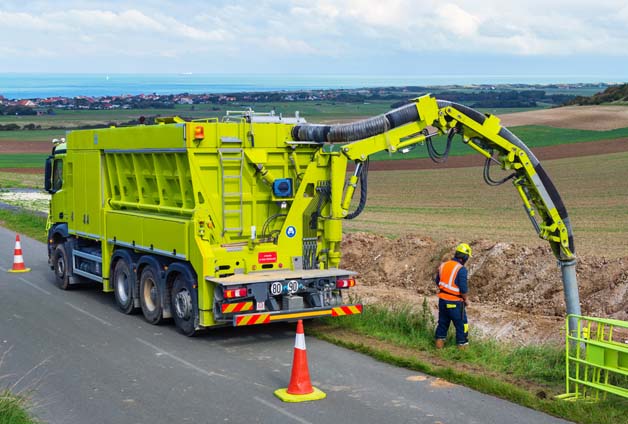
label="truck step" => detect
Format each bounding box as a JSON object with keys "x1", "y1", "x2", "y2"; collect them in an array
[{"x1": 220, "y1": 137, "x2": 243, "y2": 144}]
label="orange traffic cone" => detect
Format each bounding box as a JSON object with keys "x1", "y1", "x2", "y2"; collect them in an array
[
  {"x1": 274, "y1": 320, "x2": 326, "y2": 402},
  {"x1": 8, "y1": 234, "x2": 31, "y2": 273}
]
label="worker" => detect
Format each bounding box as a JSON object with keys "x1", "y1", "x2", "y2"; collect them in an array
[{"x1": 434, "y1": 243, "x2": 472, "y2": 349}]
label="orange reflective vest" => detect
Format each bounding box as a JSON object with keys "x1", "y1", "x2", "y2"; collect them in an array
[{"x1": 437, "y1": 260, "x2": 464, "y2": 302}]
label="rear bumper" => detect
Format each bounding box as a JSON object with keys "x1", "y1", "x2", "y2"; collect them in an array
[{"x1": 232, "y1": 304, "x2": 363, "y2": 326}]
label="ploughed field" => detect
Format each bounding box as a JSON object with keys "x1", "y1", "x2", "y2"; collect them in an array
[{"x1": 1, "y1": 105, "x2": 627, "y2": 344}]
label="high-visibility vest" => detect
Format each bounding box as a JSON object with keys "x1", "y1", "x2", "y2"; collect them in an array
[{"x1": 438, "y1": 260, "x2": 464, "y2": 301}]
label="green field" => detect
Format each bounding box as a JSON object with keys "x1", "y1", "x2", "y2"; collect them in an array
[
  {"x1": 0, "y1": 129, "x2": 67, "y2": 142},
  {"x1": 370, "y1": 125, "x2": 628, "y2": 161},
  {"x1": 0, "y1": 154, "x2": 47, "y2": 168}
]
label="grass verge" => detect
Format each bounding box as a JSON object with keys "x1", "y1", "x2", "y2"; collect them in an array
[
  {"x1": 0, "y1": 390, "x2": 38, "y2": 424},
  {"x1": 0, "y1": 173, "x2": 42, "y2": 189},
  {"x1": 0, "y1": 208, "x2": 47, "y2": 243},
  {"x1": 311, "y1": 302, "x2": 628, "y2": 424}
]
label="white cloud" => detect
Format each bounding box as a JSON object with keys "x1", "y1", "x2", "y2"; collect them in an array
[
  {"x1": 435, "y1": 4, "x2": 481, "y2": 38},
  {"x1": 1, "y1": 0, "x2": 628, "y2": 72}
]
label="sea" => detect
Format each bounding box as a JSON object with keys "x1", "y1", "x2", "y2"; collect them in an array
[{"x1": 0, "y1": 73, "x2": 624, "y2": 99}]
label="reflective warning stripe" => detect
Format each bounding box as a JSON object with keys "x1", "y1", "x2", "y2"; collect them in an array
[
  {"x1": 235, "y1": 313, "x2": 271, "y2": 326},
  {"x1": 439, "y1": 261, "x2": 462, "y2": 293},
  {"x1": 221, "y1": 301, "x2": 254, "y2": 314},
  {"x1": 269, "y1": 310, "x2": 331, "y2": 321},
  {"x1": 233, "y1": 304, "x2": 364, "y2": 326},
  {"x1": 331, "y1": 305, "x2": 363, "y2": 317}
]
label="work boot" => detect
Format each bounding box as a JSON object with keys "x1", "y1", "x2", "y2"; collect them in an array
[
  {"x1": 457, "y1": 343, "x2": 469, "y2": 350},
  {"x1": 435, "y1": 339, "x2": 445, "y2": 349}
]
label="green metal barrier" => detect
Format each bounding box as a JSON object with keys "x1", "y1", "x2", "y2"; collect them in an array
[{"x1": 557, "y1": 314, "x2": 628, "y2": 401}]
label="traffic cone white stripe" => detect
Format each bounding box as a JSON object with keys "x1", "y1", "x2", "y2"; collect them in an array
[{"x1": 295, "y1": 333, "x2": 306, "y2": 350}]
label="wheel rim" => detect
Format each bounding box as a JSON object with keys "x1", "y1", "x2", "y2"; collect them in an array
[
  {"x1": 116, "y1": 270, "x2": 129, "y2": 304},
  {"x1": 143, "y1": 276, "x2": 157, "y2": 312},
  {"x1": 56, "y1": 254, "x2": 65, "y2": 279},
  {"x1": 174, "y1": 288, "x2": 192, "y2": 320}
]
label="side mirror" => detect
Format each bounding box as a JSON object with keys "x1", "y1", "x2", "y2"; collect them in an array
[{"x1": 44, "y1": 156, "x2": 53, "y2": 193}]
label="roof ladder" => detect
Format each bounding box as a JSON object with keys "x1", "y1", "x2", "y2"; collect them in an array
[{"x1": 219, "y1": 147, "x2": 244, "y2": 237}]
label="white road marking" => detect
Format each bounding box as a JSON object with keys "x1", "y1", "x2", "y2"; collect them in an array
[
  {"x1": 135, "y1": 338, "x2": 232, "y2": 380},
  {"x1": 0, "y1": 265, "x2": 7, "y2": 272},
  {"x1": 64, "y1": 302, "x2": 112, "y2": 326},
  {"x1": 253, "y1": 396, "x2": 314, "y2": 424},
  {"x1": 18, "y1": 277, "x2": 52, "y2": 296}
]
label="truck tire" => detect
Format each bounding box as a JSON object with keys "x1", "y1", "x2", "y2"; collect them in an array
[
  {"x1": 113, "y1": 258, "x2": 136, "y2": 314},
  {"x1": 171, "y1": 274, "x2": 198, "y2": 336},
  {"x1": 52, "y1": 244, "x2": 71, "y2": 290},
  {"x1": 140, "y1": 265, "x2": 163, "y2": 325}
]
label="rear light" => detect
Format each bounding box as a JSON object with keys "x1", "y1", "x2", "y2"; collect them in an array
[
  {"x1": 224, "y1": 287, "x2": 248, "y2": 299},
  {"x1": 194, "y1": 125, "x2": 204, "y2": 140},
  {"x1": 336, "y1": 278, "x2": 356, "y2": 288}
]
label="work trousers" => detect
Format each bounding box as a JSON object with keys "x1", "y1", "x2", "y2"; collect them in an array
[{"x1": 435, "y1": 299, "x2": 468, "y2": 345}]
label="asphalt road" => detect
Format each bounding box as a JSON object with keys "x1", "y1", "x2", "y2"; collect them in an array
[{"x1": 0, "y1": 225, "x2": 572, "y2": 424}]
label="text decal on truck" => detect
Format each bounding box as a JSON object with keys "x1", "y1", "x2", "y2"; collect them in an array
[{"x1": 258, "y1": 252, "x2": 277, "y2": 263}]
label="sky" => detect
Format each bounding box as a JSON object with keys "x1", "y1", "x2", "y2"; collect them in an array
[{"x1": 1, "y1": 0, "x2": 627, "y2": 79}]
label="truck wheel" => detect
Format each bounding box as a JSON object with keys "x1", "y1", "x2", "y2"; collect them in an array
[
  {"x1": 52, "y1": 244, "x2": 71, "y2": 290},
  {"x1": 113, "y1": 258, "x2": 136, "y2": 314},
  {"x1": 140, "y1": 265, "x2": 163, "y2": 325},
  {"x1": 171, "y1": 275, "x2": 198, "y2": 336}
]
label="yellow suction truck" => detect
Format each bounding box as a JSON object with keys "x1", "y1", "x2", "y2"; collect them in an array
[{"x1": 45, "y1": 95, "x2": 580, "y2": 336}]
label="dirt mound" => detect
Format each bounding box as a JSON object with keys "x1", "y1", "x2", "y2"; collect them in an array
[
  {"x1": 341, "y1": 233, "x2": 628, "y2": 344},
  {"x1": 499, "y1": 105, "x2": 628, "y2": 131}
]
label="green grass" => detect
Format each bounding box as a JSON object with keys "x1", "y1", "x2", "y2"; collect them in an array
[
  {"x1": 0, "y1": 209, "x2": 47, "y2": 243},
  {"x1": 0, "y1": 129, "x2": 65, "y2": 142},
  {"x1": 0, "y1": 155, "x2": 46, "y2": 169},
  {"x1": 0, "y1": 390, "x2": 38, "y2": 424},
  {"x1": 326, "y1": 301, "x2": 564, "y2": 384},
  {"x1": 312, "y1": 302, "x2": 628, "y2": 424},
  {"x1": 0, "y1": 173, "x2": 41, "y2": 189},
  {"x1": 512, "y1": 125, "x2": 628, "y2": 146}
]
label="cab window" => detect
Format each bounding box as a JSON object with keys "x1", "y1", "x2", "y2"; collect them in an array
[{"x1": 52, "y1": 159, "x2": 63, "y2": 191}]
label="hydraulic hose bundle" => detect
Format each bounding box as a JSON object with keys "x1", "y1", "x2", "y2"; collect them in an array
[
  {"x1": 483, "y1": 151, "x2": 516, "y2": 186},
  {"x1": 427, "y1": 127, "x2": 454, "y2": 163},
  {"x1": 345, "y1": 159, "x2": 369, "y2": 220}
]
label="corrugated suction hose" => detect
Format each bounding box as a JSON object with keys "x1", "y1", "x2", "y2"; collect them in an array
[{"x1": 291, "y1": 103, "x2": 419, "y2": 143}]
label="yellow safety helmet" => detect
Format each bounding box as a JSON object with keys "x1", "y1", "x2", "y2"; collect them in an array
[{"x1": 455, "y1": 243, "x2": 472, "y2": 257}]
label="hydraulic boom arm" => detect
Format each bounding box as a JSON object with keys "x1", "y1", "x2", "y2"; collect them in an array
[{"x1": 291, "y1": 95, "x2": 580, "y2": 322}]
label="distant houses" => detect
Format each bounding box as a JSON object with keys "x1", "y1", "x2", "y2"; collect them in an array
[{"x1": 17, "y1": 99, "x2": 37, "y2": 107}]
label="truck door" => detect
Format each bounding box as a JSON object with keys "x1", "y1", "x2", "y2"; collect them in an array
[{"x1": 74, "y1": 151, "x2": 103, "y2": 237}]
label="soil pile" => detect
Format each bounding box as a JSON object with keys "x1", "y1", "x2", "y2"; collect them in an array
[{"x1": 341, "y1": 233, "x2": 628, "y2": 344}]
